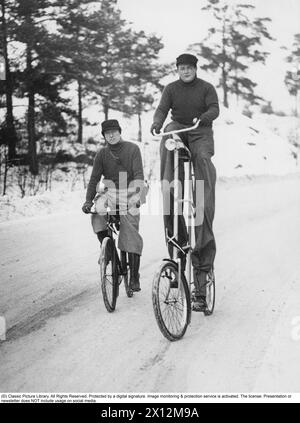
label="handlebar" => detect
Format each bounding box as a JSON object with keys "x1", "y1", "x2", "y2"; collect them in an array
[
  {"x1": 86, "y1": 202, "x2": 140, "y2": 216},
  {"x1": 153, "y1": 118, "x2": 201, "y2": 137},
  {"x1": 87, "y1": 207, "x2": 127, "y2": 215}
]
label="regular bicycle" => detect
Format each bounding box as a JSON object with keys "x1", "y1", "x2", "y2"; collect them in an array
[
  {"x1": 152, "y1": 120, "x2": 216, "y2": 341},
  {"x1": 90, "y1": 208, "x2": 133, "y2": 312}
]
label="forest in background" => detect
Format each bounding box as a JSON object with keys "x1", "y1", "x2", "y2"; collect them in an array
[{"x1": 0, "y1": 0, "x2": 299, "y2": 199}]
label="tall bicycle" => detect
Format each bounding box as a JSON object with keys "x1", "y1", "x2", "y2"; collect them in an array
[{"x1": 152, "y1": 120, "x2": 215, "y2": 341}]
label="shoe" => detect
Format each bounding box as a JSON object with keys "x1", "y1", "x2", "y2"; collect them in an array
[{"x1": 192, "y1": 296, "x2": 207, "y2": 312}]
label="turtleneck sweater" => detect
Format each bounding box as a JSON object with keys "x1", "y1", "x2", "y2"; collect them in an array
[
  {"x1": 86, "y1": 140, "x2": 144, "y2": 203},
  {"x1": 153, "y1": 77, "x2": 219, "y2": 127}
]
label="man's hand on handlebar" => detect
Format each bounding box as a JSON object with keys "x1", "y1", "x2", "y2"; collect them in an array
[
  {"x1": 82, "y1": 201, "x2": 93, "y2": 214},
  {"x1": 199, "y1": 116, "x2": 211, "y2": 126},
  {"x1": 150, "y1": 122, "x2": 162, "y2": 136}
]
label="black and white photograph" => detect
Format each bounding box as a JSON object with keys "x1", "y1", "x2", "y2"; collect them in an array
[{"x1": 0, "y1": 0, "x2": 300, "y2": 402}]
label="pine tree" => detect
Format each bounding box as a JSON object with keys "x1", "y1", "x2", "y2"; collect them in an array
[
  {"x1": 119, "y1": 31, "x2": 166, "y2": 142},
  {"x1": 0, "y1": 0, "x2": 18, "y2": 160},
  {"x1": 54, "y1": 0, "x2": 106, "y2": 143},
  {"x1": 11, "y1": 0, "x2": 67, "y2": 174},
  {"x1": 82, "y1": 0, "x2": 134, "y2": 120},
  {"x1": 189, "y1": 0, "x2": 274, "y2": 107},
  {"x1": 285, "y1": 33, "x2": 300, "y2": 117},
  {"x1": 55, "y1": 0, "x2": 134, "y2": 137}
]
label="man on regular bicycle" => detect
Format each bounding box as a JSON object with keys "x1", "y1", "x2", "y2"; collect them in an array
[
  {"x1": 150, "y1": 53, "x2": 219, "y2": 312},
  {"x1": 82, "y1": 119, "x2": 146, "y2": 292}
]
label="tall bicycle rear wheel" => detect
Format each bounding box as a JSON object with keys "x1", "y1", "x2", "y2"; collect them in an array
[
  {"x1": 99, "y1": 237, "x2": 118, "y2": 312},
  {"x1": 152, "y1": 261, "x2": 191, "y2": 341},
  {"x1": 204, "y1": 268, "x2": 215, "y2": 316}
]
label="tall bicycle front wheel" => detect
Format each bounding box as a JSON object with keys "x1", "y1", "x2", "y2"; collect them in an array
[
  {"x1": 204, "y1": 269, "x2": 215, "y2": 316},
  {"x1": 152, "y1": 261, "x2": 191, "y2": 341},
  {"x1": 99, "y1": 237, "x2": 118, "y2": 312}
]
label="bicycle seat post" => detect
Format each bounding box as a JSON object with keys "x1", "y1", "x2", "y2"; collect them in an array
[
  {"x1": 173, "y1": 142, "x2": 179, "y2": 263},
  {"x1": 186, "y1": 159, "x2": 193, "y2": 289}
]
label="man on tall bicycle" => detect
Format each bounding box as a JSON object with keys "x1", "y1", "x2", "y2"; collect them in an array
[
  {"x1": 150, "y1": 53, "x2": 219, "y2": 312},
  {"x1": 82, "y1": 119, "x2": 146, "y2": 292}
]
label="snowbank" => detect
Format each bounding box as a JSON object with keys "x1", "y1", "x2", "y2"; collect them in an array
[
  {"x1": 213, "y1": 106, "x2": 299, "y2": 177},
  {"x1": 0, "y1": 189, "x2": 84, "y2": 223},
  {"x1": 83, "y1": 106, "x2": 299, "y2": 179}
]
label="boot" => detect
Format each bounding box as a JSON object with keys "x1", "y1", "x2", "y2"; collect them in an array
[
  {"x1": 193, "y1": 269, "x2": 208, "y2": 312},
  {"x1": 129, "y1": 253, "x2": 141, "y2": 292}
]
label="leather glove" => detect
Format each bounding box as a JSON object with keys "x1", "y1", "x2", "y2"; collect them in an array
[
  {"x1": 150, "y1": 122, "x2": 162, "y2": 136},
  {"x1": 82, "y1": 201, "x2": 93, "y2": 214},
  {"x1": 199, "y1": 116, "x2": 211, "y2": 126}
]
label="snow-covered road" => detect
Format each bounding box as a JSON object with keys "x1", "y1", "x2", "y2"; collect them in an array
[{"x1": 1, "y1": 175, "x2": 300, "y2": 393}]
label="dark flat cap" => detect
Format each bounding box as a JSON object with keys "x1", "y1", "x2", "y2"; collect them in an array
[
  {"x1": 176, "y1": 53, "x2": 198, "y2": 67},
  {"x1": 101, "y1": 119, "x2": 122, "y2": 135}
]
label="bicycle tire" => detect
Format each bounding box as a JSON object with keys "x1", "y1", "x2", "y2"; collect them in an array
[
  {"x1": 99, "y1": 237, "x2": 118, "y2": 312},
  {"x1": 121, "y1": 251, "x2": 133, "y2": 298},
  {"x1": 152, "y1": 261, "x2": 191, "y2": 341},
  {"x1": 204, "y1": 269, "x2": 215, "y2": 316}
]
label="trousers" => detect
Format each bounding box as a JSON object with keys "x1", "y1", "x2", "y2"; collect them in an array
[{"x1": 91, "y1": 188, "x2": 143, "y2": 256}]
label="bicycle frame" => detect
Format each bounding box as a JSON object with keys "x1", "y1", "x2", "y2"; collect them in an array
[
  {"x1": 106, "y1": 213, "x2": 128, "y2": 277},
  {"x1": 90, "y1": 208, "x2": 126, "y2": 277},
  {"x1": 154, "y1": 120, "x2": 200, "y2": 294},
  {"x1": 152, "y1": 119, "x2": 216, "y2": 339}
]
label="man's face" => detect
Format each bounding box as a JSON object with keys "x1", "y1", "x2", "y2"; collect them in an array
[
  {"x1": 177, "y1": 64, "x2": 197, "y2": 83},
  {"x1": 104, "y1": 129, "x2": 121, "y2": 145}
]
